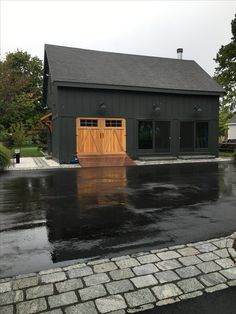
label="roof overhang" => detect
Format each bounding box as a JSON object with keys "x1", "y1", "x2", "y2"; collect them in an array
[{"x1": 53, "y1": 80, "x2": 225, "y2": 97}]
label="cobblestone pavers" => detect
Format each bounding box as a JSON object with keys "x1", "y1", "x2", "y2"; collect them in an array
[
  {"x1": 175, "y1": 266, "x2": 201, "y2": 279},
  {"x1": 0, "y1": 282, "x2": 11, "y2": 294},
  {"x1": 178, "y1": 255, "x2": 202, "y2": 266},
  {"x1": 67, "y1": 266, "x2": 93, "y2": 279},
  {"x1": 152, "y1": 283, "x2": 182, "y2": 299},
  {"x1": 199, "y1": 272, "x2": 227, "y2": 287},
  {"x1": 0, "y1": 233, "x2": 235, "y2": 313},
  {"x1": 95, "y1": 295, "x2": 127, "y2": 313},
  {"x1": 106, "y1": 280, "x2": 134, "y2": 295},
  {"x1": 16, "y1": 298, "x2": 47, "y2": 314},
  {"x1": 196, "y1": 261, "x2": 221, "y2": 274},
  {"x1": 65, "y1": 301, "x2": 97, "y2": 314},
  {"x1": 115, "y1": 258, "x2": 140, "y2": 269},
  {"x1": 79, "y1": 284, "x2": 107, "y2": 301},
  {"x1": 48, "y1": 291, "x2": 78, "y2": 308},
  {"x1": 220, "y1": 267, "x2": 236, "y2": 279},
  {"x1": 41, "y1": 272, "x2": 66, "y2": 284},
  {"x1": 131, "y1": 275, "x2": 157, "y2": 288},
  {"x1": 55, "y1": 278, "x2": 83, "y2": 293},
  {"x1": 155, "y1": 259, "x2": 182, "y2": 270},
  {"x1": 84, "y1": 273, "x2": 110, "y2": 287},
  {"x1": 177, "y1": 247, "x2": 199, "y2": 256},
  {"x1": 132, "y1": 264, "x2": 159, "y2": 276},
  {"x1": 136, "y1": 254, "x2": 160, "y2": 264},
  {"x1": 154, "y1": 270, "x2": 180, "y2": 283},
  {"x1": 13, "y1": 276, "x2": 39, "y2": 290},
  {"x1": 177, "y1": 278, "x2": 204, "y2": 293},
  {"x1": 26, "y1": 284, "x2": 54, "y2": 299},
  {"x1": 124, "y1": 288, "x2": 155, "y2": 307},
  {"x1": 109, "y1": 269, "x2": 134, "y2": 281},
  {"x1": 156, "y1": 251, "x2": 181, "y2": 260},
  {"x1": 93, "y1": 262, "x2": 118, "y2": 273}
]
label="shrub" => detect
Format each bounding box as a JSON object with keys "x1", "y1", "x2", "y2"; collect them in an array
[
  {"x1": 0, "y1": 143, "x2": 11, "y2": 169},
  {"x1": 232, "y1": 150, "x2": 236, "y2": 160},
  {"x1": 10, "y1": 122, "x2": 27, "y2": 148}
]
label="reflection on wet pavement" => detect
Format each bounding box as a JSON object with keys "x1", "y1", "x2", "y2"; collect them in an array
[{"x1": 0, "y1": 162, "x2": 236, "y2": 278}]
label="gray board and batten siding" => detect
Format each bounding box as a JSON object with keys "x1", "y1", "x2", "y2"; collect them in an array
[{"x1": 43, "y1": 44, "x2": 224, "y2": 163}]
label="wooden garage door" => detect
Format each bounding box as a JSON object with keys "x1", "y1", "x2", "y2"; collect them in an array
[{"x1": 76, "y1": 118, "x2": 126, "y2": 155}]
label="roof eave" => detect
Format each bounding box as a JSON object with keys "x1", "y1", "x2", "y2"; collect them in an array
[{"x1": 52, "y1": 80, "x2": 225, "y2": 97}]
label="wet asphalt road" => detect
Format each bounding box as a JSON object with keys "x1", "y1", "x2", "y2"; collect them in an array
[
  {"x1": 0, "y1": 162, "x2": 236, "y2": 278},
  {"x1": 142, "y1": 286, "x2": 236, "y2": 314}
]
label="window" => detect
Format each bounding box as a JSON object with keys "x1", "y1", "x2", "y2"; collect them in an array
[
  {"x1": 196, "y1": 122, "x2": 208, "y2": 148},
  {"x1": 80, "y1": 119, "x2": 98, "y2": 127},
  {"x1": 155, "y1": 121, "x2": 170, "y2": 152},
  {"x1": 180, "y1": 121, "x2": 209, "y2": 152},
  {"x1": 138, "y1": 121, "x2": 153, "y2": 149},
  {"x1": 180, "y1": 121, "x2": 194, "y2": 152},
  {"x1": 105, "y1": 120, "x2": 122, "y2": 127}
]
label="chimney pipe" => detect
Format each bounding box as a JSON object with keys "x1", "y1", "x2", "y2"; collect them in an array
[{"x1": 177, "y1": 48, "x2": 183, "y2": 60}]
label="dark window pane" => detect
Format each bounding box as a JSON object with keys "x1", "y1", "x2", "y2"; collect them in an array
[
  {"x1": 138, "y1": 121, "x2": 153, "y2": 149},
  {"x1": 155, "y1": 121, "x2": 170, "y2": 152},
  {"x1": 196, "y1": 122, "x2": 208, "y2": 148},
  {"x1": 180, "y1": 121, "x2": 194, "y2": 152},
  {"x1": 105, "y1": 120, "x2": 122, "y2": 127},
  {"x1": 80, "y1": 119, "x2": 97, "y2": 127}
]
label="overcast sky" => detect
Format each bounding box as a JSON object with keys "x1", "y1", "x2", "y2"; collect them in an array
[{"x1": 0, "y1": 0, "x2": 235, "y2": 76}]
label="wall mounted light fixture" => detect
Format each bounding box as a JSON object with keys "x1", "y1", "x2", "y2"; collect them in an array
[
  {"x1": 153, "y1": 104, "x2": 161, "y2": 114},
  {"x1": 98, "y1": 102, "x2": 106, "y2": 114},
  {"x1": 194, "y1": 105, "x2": 202, "y2": 113}
]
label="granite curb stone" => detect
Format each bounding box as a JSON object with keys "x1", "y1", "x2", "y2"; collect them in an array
[{"x1": 0, "y1": 233, "x2": 235, "y2": 314}]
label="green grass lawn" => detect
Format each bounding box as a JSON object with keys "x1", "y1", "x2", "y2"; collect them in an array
[
  {"x1": 219, "y1": 151, "x2": 235, "y2": 158},
  {"x1": 12, "y1": 146, "x2": 44, "y2": 157}
]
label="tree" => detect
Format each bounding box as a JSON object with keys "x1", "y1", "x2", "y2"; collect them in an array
[
  {"x1": 11, "y1": 123, "x2": 27, "y2": 148},
  {"x1": 0, "y1": 143, "x2": 11, "y2": 169},
  {"x1": 0, "y1": 50, "x2": 45, "y2": 145},
  {"x1": 214, "y1": 14, "x2": 236, "y2": 111},
  {"x1": 214, "y1": 14, "x2": 236, "y2": 139}
]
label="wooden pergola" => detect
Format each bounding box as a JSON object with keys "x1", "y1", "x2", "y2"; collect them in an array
[{"x1": 40, "y1": 112, "x2": 52, "y2": 132}]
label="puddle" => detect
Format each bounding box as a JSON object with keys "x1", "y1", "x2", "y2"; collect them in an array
[{"x1": 0, "y1": 162, "x2": 236, "y2": 277}]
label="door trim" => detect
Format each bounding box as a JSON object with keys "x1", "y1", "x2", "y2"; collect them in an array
[{"x1": 76, "y1": 117, "x2": 126, "y2": 155}]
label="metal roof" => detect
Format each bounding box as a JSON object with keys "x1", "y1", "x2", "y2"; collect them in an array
[{"x1": 45, "y1": 44, "x2": 224, "y2": 95}]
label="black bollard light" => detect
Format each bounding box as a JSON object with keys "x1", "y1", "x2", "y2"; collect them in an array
[{"x1": 15, "y1": 149, "x2": 20, "y2": 164}]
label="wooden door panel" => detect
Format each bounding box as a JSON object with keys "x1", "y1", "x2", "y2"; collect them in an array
[
  {"x1": 76, "y1": 118, "x2": 126, "y2": 155},
  {"x1": 103, "y1": 129, "x2": 125, "y2": 154},
  {"x1": 77, "y1": 128, "x2": 102, "y2": 154}
]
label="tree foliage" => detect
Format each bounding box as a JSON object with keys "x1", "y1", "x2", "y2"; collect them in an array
[
  {"x1": 0, "y1": 50, "x2": 45, "y2": 146},
  {"x1": 11, "y1": 123, "x2": 27, "y2": 148},
  {"x1": 215, "y1": 15, "x2": 236, "y2": 111},
  {"x1": 214, "y1": 14, "x2": 236, "y2": 139},
  {"x1": 0, "y1": 143, "x2": 11, "y2": 169},
  {"x1": 214, "y1": 14, "x2": 236, "y2": 111}
]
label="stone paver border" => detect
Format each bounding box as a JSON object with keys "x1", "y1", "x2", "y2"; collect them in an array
[
  {"x1": 0, "y1": 233, "x2": 235, "y2": 314},
  {"x1": 6, "y1": 157, "x2": 232, "y2": 171}
]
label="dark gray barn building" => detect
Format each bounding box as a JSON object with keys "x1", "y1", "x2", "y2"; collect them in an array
[{"x1": 42, "y1": 44, "x2": 224, "y2": 164}]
